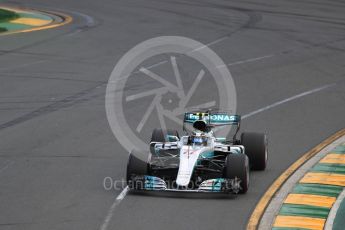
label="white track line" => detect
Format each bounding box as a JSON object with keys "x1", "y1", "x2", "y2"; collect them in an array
[
  {"x1": 99, "y1": 82, "x2": 336, "y2": 230},
  {"x1": 0, "y1": 160, "x2": 14, "y2": 174},
  {"x1": 242, "y1": 83, "x2": 336, "y2": 119},
  {"x1": 99, "y1": 186, "x2": 129, "y2": 230},
  {"x1": 228, "y1": 54, "x2": 275, "y2": 66},
  {"x1": 191, "y1": 37, "x2": 228, "y2": 52},
  {"x1": 216, "y1": 54, "x2": 275, "y2": 69}
]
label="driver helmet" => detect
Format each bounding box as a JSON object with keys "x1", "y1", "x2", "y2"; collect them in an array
[{"x1": 190, "y1": 132, "x2": 208, "y2": 146}]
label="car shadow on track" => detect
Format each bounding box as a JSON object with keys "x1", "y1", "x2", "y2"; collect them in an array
[{"x1": 128, "y1": 190, "x2": 238, "y2": 200}]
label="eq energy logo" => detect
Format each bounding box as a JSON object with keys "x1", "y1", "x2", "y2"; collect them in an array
[{"x1": 105, "y1": 36, "x2": 236, "y2": 155}]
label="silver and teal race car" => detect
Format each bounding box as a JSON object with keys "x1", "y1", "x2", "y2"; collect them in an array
[{"x1": 126, "y1": 111, "x2": 267, "y2": 194}]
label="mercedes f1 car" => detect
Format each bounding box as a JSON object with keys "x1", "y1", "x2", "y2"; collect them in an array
[{"x1": 126, "y1": 111, "x2": 267, "y2": 194}]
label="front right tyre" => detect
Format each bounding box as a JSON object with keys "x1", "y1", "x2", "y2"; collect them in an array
[
  {"x1": 126, "y1": 150, "x2": 149, "y2": 188},
  {"x1": 223, "y1": 154, "x2": 249, "y2": 194}
]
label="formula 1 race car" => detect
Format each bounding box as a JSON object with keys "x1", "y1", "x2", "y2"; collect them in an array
[{"x1": 126, "y1": 111, "x2": 267, "y2": 194}]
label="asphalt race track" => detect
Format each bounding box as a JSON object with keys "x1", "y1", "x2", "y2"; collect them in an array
[{"x1": 0, "y1": 0, "x2": 345, "y2": 230}]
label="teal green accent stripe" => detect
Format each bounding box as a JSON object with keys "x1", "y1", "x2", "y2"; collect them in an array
[
  {"x1": 272, "y1": 228, "x2": 310, "y2": 230},
  {"x1": 279, "y1": 204, "x2": 329, "y2": 219},
  {"x1": 332, "y1": 145, "x2": 345, "y2": 154},
  {"x1": 292, "y1": 183, "x2": 342, "y2": 197},
  {"x1": 311, "y1": 163, "x2": 345, "y2": 175}
]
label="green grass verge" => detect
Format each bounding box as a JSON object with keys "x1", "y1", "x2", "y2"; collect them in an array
[
  {"x1": 333, "y1": 195, "x2": 345, "y2": 230},
  {"x1": 0, "y1": 8, "x2": 19, "y2": 32},
  {"x1": 279, "y1": 203, "x2": 330, "y2": 219}
]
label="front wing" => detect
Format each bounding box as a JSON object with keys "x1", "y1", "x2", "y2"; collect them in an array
[{"x1": 128, "y1": 175, "x2": 242, "y2": 194}]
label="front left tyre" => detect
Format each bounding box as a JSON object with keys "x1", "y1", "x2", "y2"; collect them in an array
[{"x1": 126, "y1": 150, "x2": 149, "y2": 188}]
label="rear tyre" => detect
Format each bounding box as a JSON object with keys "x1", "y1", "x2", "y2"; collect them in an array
[
  {"x1": 126, "y1": 150, "x2": 149, "y2": 187},
  {"x1": 223, "y1": 154, "x2": 249, "y2": 194},
  {"x1": 151, "y1": 128, "x2": 179, "y2": 142},
  {"x1": 241, "y1": 132, "x2": 267, "y2": 170}
]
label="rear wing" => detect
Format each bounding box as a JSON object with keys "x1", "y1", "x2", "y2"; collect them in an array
[
  {"x1": 183, "y1": 112, "x2": 241, "y2": 142},
  {"x1": 184, "y1": 112, "x2": 241, "y2": 126}
]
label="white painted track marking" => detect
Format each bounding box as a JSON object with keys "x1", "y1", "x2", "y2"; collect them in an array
[
  {"x1": 99, "y1": 186, "x2": 130, "y2": 230},
  {"x1": 0, "y1": 160, "x2": 14, "y2": 174},
  {"x1": 242, "y1": 83, "x2": 336, "y2": 119}
]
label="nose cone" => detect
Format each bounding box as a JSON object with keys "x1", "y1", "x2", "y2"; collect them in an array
[{"x1": 176, "y1": 147, "x2": 200, "y2": 187}]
